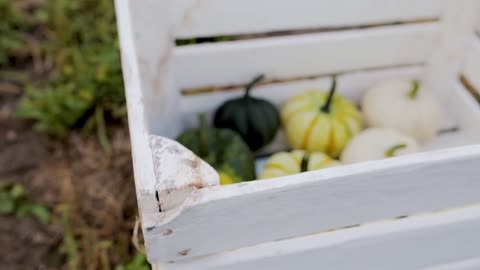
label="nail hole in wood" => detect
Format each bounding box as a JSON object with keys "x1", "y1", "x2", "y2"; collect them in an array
[
  {"x1": 178, "y1": 249, "x2": 190, "y2": 256},
  {"x1": 438, "y1": 127, "x2": 460, "y2": 134}
]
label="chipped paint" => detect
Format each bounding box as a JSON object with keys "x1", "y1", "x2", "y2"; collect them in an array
[
  {"x1": 179, "y1": 0, "x2": 205, "y2": 30},
  {"x1": 178, "y1": 249, "x2": 191, "y2": 256},
  {"x1": 149, "y1": 135, "x2": 219, "y2": 212},
  {"x1": 153, "y1": 38, "x2": 173, "y2": 95}
]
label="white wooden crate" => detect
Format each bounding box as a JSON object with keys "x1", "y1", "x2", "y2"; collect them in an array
[{"x1": 114, "y1": 0, "x2": 480, "y2": 268}]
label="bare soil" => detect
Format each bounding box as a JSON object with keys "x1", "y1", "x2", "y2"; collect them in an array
[{"x1": 0, "y1": 86, "x2": 139, "y2": 269}]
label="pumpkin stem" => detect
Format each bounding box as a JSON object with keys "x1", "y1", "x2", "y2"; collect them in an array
[
  {"x1": 244, "y1": 74, "x2": 265, "y2": 98},
  {"x1": 384, "y1": 143, "x2": 407, "y2": 157},
  {"x1": 321, "y1": 76, "x2": 337, "y2": 113},
  {"x1": 198, "y1": 113, "x2": 209, "y2": 157},
  {"x1": 408, "y1": 80, "x2": 420, "y2": 99},
  {"x1": 300, "y1": 154, "x2": 310, "y2": 173}
]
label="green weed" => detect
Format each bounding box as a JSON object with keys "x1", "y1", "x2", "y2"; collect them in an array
[
  {"x1": 0, "y1": 0, "x2": 27, "y2": 66},
  {"x1": 0, "y1": 182, "x2": 50, "y2": 224},
  {"x1": 115, "y1": 253, "x2": 150, "y2": 270},
  {"x1": 16, "y1": 0, "x2": 125, "y2": 143},
  {"x1": 57, "y1": 204, "x2": 79, "y2": 270}
]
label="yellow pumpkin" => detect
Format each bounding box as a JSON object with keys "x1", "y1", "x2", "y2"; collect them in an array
[
  {"x1": 260, "y1": 150, "x2": 341, "y2": 179},
  {"x1": 219, "y1": 172, "x2": 236, "y2": 185},
  {"x1": 281, "y1": 78, "x2": 362, "y2": 157}
]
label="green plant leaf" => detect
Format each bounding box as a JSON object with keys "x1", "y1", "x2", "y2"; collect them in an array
[
  {"x1": 29, "y1": 204, "x2": 50, "y2": 224},
  {"x1": 115, "y1": 253, "x2": 150, "y2": 270},
  {"x1": 10, "y1": 184, "x2": 26, "y2": 199},
  {"x1": 14, "y1": 0, "x2": 125, "y2": 139},
  {"x1": 16, "y1": 203, "x2": 30, "y2": 218},
  {"x1": 0, "y1": 192, "x2": 15, "y2": 214}
]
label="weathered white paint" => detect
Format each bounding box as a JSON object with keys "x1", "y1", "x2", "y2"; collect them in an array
[
  {"x1": 149, "y1": 136, "x2": 219, "y2": 212},
  {"x1": 424, "y1": 258, "x2": 480, "y2": 270},
  {"x1": 174, "y1": 23, "x2": 439, "y2": 89},
  {"x1": 115, "y1": 0, "x2": 190, "y2": 236},
  {"x1": 116, "y1": 0, "x2": 480, "y2": 267},
  {"x1": 462, "y1": 37, "x2": 480, "y2": 94},
  {"x1": 116, "y1": 0, "x2": 181, "y2": 138},
  {"x1": 114, "y1": 0, "x2": 163, "y2": 216},
  {"x1": 170, "y1": 0, "x2": 447, "y2": 38},
  {"x1": 422, "y1": 129, "x2": 480, "y2": 152},
  {"x1": 143, "y1": 145, "x2": 480, "y2": 262},
  {"x1": 152, "y1": 204, "x2": 480, "y2": 270},
  {"x1": 477, "y1": 14, "x2": 480, "y2": 35}
]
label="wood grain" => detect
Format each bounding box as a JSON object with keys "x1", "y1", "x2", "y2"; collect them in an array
[
  {"x1": 170, "y1": 0, "x2": 447, "y2": 38},
  {"x1": 115, "y1": 0, "x2": 165, "y2": 215},
  {"x1": 174, "y1": 23, "x2": 439, "y2": 89},
  {"x1": 153, "y1": 204, "x2": 480, "y2": 269},
  {"x1": 143, "y1": 145, "x2": 480, "y2": 262}
]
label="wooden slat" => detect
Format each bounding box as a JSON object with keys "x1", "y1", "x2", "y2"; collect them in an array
[
  {"x1": 424, "y1": 259, "x2": 480, "y2": 270},
  {"x1": 477, "y1": 16, "x2": 480, "y2": 36},
  {"x1": 462, "y1": 38, "x2": 480, "y2": 94},
  {"x1": 170, "y1": 0, "x2": 447, "y2": 38},
  {"x1": 154, "y1": 205, "x2": 480, "y2": 269},
  {"x1": 422, "y1": 129, "x2": 480, "y2": 152},
  {"x1": 143, "y1": 145, "x2": 480, "y2": 262},
  {"x1": 173, "y1": 23, "x2": 439, "y2": 89},
  {"x1": 115, "y1": 0, "x2": 175, "y2": 215}
]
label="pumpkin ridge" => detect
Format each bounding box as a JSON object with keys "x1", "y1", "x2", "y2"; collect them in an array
[
  {"x1": 337, "y1": 116, "x2": 352, "y2": 140},
  {"x1": 303, "y1": 114, "x2": 321, "y2": 150},
  {"x1": 311, "y1": 157, "x2": 335, "y2": 170},
  {"x1": 327, "y1": 118, "x2": 336, "y2": 156},
  {"x1": 260, "y1": 168, "x2": 288, "y2": 179},
  {"x1": 290, "y1": 150, "x2": 305, "y2": 164},
  {"x1": 264, "y1": 163, "x2": 294, "y2": 174},
  {"x1": 283, "y1": 104, "x2": 312, "y2": 124}
]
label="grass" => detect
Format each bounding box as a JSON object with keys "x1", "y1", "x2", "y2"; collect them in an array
[
  {"x1": 0, "y1": 0, "x2": 30, "y2": 67},
  {"x1": 1, "y1": 0, "x2": 150, "y2": 268},
  {"x1": 15, "y1": 0, "x2": 126, "y2": 146},
  {"x1": 0, "y1": 182, "x2": 50, "y2": 224}
]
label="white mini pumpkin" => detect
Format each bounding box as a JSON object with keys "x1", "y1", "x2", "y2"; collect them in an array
[
  {"x1": 362, "y1": 79, "x2": 442, "y2": 142},
  {"x1": 340, "y1": 128, "x2": 419, "y2": 164}
]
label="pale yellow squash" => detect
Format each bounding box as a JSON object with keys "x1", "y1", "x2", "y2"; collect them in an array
[
  {"x1": 260, "y1": 150, "x2": 341, "y2": 179},
  {"x1": 281, "y1": 78, "x2": 362, "y2": 157}
]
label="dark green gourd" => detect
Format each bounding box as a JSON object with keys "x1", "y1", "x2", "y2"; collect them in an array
[
  {"x1": 214, "y1": 74, "x2": 281, "y2": 151},
  {"x1": 176, "y1": 114, "x2": 256, "y2": 183}
]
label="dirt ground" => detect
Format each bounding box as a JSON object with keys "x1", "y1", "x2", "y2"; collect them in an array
[{"x1": 0, "y1": 87, "x2": 139, "y2": 269}]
